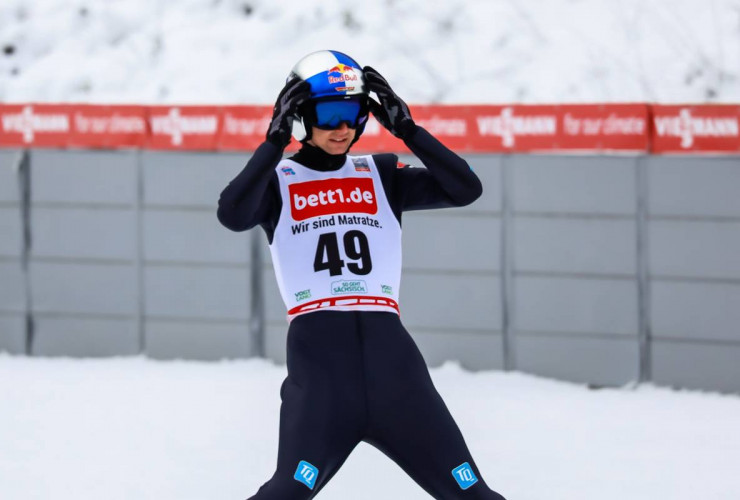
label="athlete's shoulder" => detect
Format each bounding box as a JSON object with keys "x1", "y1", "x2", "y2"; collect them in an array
[
  {"x1": 371, "y1": 153, "x2": 400, "y2": 170},
  {"x1": 371, "y1": 153, "x2": 414, "y2": 181},
  {"x1": 374, "y1": 153, "x2": 422, "y2": 171}
]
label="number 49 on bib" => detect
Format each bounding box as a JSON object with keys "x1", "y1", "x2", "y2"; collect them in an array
[{"x1": 313, "y1": 230, "x2": 372, "y2": 276}]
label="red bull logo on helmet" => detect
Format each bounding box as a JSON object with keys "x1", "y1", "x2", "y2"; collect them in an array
[
  {"x1": 291, "y1": 50, "x2": 366, "y2": 101},
  {"x1": 327, "y1": 64, "x2": 359, "y2": 84},
  {"x1": 327, "y1": 64, "x2": 355, "y2": 75},
  {"x1": 329, "y1": 74, "x2": 358, "y2": 84}
]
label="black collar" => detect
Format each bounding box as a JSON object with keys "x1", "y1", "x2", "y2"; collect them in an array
[{"x1": 290, "y1": 143, "x2": 346, "y2": 172}]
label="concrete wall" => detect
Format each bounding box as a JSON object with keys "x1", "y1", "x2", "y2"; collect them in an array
[
  {"x1": 28, "y1": 150, "x2": 140, "y2": 356},
  {"x1": 647, "y1": 156, "x2": 740, "y2": 392},
  {"x1": 140, "y1": 151, "x2": 253, "y2": 360},
  {"x1": 0, "y1": 150, "x2": 26, "y2": 354},
  {"x1": 507, "y1": 155, "x2": 640, "y2": 386},
  {"x1": 1, "y1": 148, "x2": 739, "y2": 393}
]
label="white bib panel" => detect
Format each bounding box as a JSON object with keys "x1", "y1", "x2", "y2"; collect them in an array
[{"x1": 269, "y1": 155, "x2": 402, "y2": 320}]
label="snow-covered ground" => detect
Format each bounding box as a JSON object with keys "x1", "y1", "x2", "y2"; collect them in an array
[
  {"x1": 1, "y1": 354, "x2": 739, "y2": 500},
  {"x1": 1, "y1": 0, "x2": 739, "y2": 105},
  {"x1": 2, "y1": 2, "x2": 740, "y2": 499}
]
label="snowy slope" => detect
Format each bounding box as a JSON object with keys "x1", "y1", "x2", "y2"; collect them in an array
[
  {"x1": 0, "y1": 0, "x2": 739, "y2": 105},
  {"x1": 2, "y1": 3, "x2": 740, "y2": 498},
  {"x1": 1, "y1": 354, "x2": 739, "y2": 500}
]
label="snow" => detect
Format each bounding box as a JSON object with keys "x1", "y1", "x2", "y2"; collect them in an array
[
  {"x1": 1, "y1": 0, "x2": 739, "y2": 105},
  {"x1": 1, "y1": 354, "x2": 739, "y2": 499},
  {"x1": 2, "y1": 2, "x2": 740, "y2": 498}
]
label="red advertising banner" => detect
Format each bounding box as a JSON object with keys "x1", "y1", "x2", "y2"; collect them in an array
[
  {"x1": 651, "y1": 105, "x2": 740, "y2": 153},
  {"x1": 0, "y1": 104, "x2": 73, "y2": 148},
  {"x1": 351, "y1": 114, "x2": 401, "y2": 153},
  {"x1": 467, "y1": 105, "x2": 560, "y2": 152},
  {"x1": 557, "y1": 104, "x2": 648, "y2": 151},
  {"x1": 355, "y1": 104, "x2": 649, "y2": 153},
  {"x1": 218, "y1": 105, "x2": 272, "y2": 151},
  {"x1": 68, "y1": 105, "x2": 148, "y2": 148},
  {"x1": 147, "y1": 106, "x2": 221, "y2": 150},
  {"x1": 1, "y1": 102, "x2": 738, "y2": 154}
]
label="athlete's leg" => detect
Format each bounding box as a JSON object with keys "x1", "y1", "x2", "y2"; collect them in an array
[
  {"x1": 248, "y1": 312, "x2": 366, "y2": 499},
  {"x1": 361, "y1": 313, "x2": 507, "y2": 500}
]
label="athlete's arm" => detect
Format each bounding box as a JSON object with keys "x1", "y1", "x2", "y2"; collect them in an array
[
  {"x1": 217, "y1": 141, "x2": 282, "y2": 232},
  {"x1": 399, "y1": 125, "x2": 482, "y2": 210},
  {"x1": 363, "y1": 66, "x2": 481, "y2": 212},
  {"x1": 374, "y1": 125, "x2": 483, "y2": 218},
  {"x1": 218, "y1": 77, "x2": 310, "y2": 232}
]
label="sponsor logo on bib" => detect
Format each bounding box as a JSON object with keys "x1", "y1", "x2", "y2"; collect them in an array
[
  {"x1": 331, "y1": 280, "x2": 368, "y2": 295},
  {"x1": 352, "y1": 157, "x2": 370, "y2": 172},
  {"x1": 289, "y1": 178, "x2": 377, "y2": 221}
]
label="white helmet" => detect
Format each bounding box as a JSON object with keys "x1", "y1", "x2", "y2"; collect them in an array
[{"x1": 287, "y1": 50, "x2": 370, "y2": 143}]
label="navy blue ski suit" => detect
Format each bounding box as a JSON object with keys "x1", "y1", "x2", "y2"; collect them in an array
[{"x1": 218, "y1": 126, "x2": 507, "y2": 500}]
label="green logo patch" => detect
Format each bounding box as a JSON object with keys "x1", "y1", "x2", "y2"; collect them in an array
[{"x1": 331, "y1": 280, "x2": 368, "y2": 295}]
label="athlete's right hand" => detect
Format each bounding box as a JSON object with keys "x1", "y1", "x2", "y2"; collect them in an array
[{"x1": 266, "y1": 77, "x2": 311, "y2": 149}]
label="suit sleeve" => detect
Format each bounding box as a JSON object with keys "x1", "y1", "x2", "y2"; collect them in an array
[
  {"x1": 375, "y1": 125, "x2": 483, "y2": 215},
  {"x1": 217, "y1": 141, "x2": 283, "y2": 233}
]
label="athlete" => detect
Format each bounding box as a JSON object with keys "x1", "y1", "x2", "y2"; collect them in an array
[{"x1": 218, "y1": 50, "x2": 507, "y2": 500}]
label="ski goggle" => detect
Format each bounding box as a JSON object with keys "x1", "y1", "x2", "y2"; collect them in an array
[{"x1": 311, "y1": 98, "x2": 368, "y2": 130}]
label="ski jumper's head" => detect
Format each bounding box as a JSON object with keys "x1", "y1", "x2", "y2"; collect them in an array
[{"x1": 287, "y1": 50, "x2": 370, "y2": 152}]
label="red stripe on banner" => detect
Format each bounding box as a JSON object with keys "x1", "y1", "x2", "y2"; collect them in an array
[
  {"x1": 68, "y1": 104, "x2": 148, "y2": 149},
  {"x1": 1, "y1": 103, "x2": 739, "y2": 154},
  {"x1": 0, "y1": 103, "x2": 73, "y2": 148},
  {"x1": 146, "y1": 105, "x2": 221, "y2": 150},
  {"x1": 651, "y1": 104, "x2": 740, "y2": 154},
  {"x1": 218, "y1": 105, "x2": 272, "y2": 151},
  {"x1": 555, "y1": 104, "x2": 649, "y2": 152},
  {"x1": 354, "y1": 104, "x2": 650, "y2": 153}
]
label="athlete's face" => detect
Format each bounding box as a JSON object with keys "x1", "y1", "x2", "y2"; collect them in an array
[{"x1": 308, "y1": 122, "x2": 356, "y2": 155}]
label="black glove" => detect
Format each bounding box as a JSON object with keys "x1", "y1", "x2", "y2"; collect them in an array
[
  {"x1": 266, "y1": 77, "x2": 311, "y2": 148},
  {"x1": 363, "y1": 66, "x2": 416, "y2": 140}
]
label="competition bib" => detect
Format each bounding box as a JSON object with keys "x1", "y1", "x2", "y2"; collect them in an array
[{"x1": 269, "y1": 155, "x2": 402, "y2": 320}]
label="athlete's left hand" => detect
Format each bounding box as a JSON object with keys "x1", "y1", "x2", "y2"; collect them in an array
[{"x1": 363, "y1": 66, "x2": 416, "y2": 140}]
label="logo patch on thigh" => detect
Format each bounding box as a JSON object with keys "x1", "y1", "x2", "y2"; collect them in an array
[
  {"x1": 452, "y1": 462, "x2": 478, "y2": 490},
  {"x1": 294, "y1": 460, "x2": 319, "y2": 490}
]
